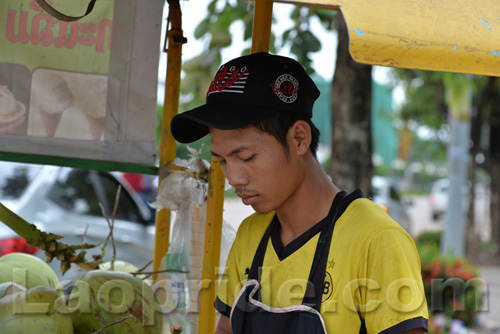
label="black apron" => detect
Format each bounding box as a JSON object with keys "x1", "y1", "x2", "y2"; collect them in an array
[{"x1": 230, "y1": 191, "x2": 347, "y2": 334}]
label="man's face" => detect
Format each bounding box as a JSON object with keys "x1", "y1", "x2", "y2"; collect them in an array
[{"x1": 210, "y1": 126, "x2": 301, "y2": 214}]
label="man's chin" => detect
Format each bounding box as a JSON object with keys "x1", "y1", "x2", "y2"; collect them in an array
[{"x1": 249, "y1": 203, "x2": 273, "y2": 214}]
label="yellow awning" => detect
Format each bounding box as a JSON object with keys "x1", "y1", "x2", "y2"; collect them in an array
[{"x1": 278, "y1": 0, "x2": 500, "y2": 76}]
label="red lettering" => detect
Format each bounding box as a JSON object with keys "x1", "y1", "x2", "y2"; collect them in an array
[
  {"x1": 214, "y1": 67, "x2": 228, "y2": 91},
  {"x1": 269, "y1": 83, "x2": 300, "y2": 96},
  {"x1": 30, "y1": 0, "x2": 52, "y2": 11},
  {"x1": 31, "y1": 13, "x2": 54, "y2": 46},
  {"x1": 6, "y1": 11, "x2": 30, "y2": 44},
  {"x1": 96, "y1": 19, "x2": 112, "y2": 52},
  {"x1": 5, "y1": 6, "x2": 112, "y2": 52},
  {"x1": 269, "y1": 83, "x2": 278, "y2": 93},
  {"x1": 225, "y1": 68, "x2": 249, "y2": 87},
  {"x1": 206, "y1": 69, "x2": 226, "y2": 98},
  {"x1": 206, "y1": 66, "x2": 249, "y2": 98},
  {"x1": 78, "y1": 23, "x2": 96, "y2": 46},
  {"x1": 53, "y1": 21, "x2": 78, "y2": 49}
]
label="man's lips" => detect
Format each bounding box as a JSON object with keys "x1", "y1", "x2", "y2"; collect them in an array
[{"x1": 237, "y1": 193, "x2": 258, "y2": 205}]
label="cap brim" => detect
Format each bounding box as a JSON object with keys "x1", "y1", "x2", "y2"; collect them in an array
[{"x1": 170, "y1": 103, "x2": 278, "y2": 143}]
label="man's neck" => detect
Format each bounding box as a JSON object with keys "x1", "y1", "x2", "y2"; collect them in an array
[{"x1": 275, "y1": 162, "x2": 339, "y2": 247}]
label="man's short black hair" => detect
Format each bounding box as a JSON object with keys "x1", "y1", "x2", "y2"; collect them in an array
[{"x1": 253, "y1": 110, "x2": 320, "y2": 159}]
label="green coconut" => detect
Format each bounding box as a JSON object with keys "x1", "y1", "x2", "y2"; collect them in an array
[
  {"x1": 68, "y1": 270, "x2": 163, "y2": 334},
  {"x1": 99, "y1": 260, "x2": 151, "y2": 285},
  {"x1": 0, "y1": 286, "x2": 73, "y2": 333},
  {"x1": 0, "y1": 281, "x2": 26, "y2": 299},
  {"x1": 99, "y1": 260, "x2": 140, "y2": 272},
  {"x1": 0, "y1": 252, "x2": 60, "y2": 291}
]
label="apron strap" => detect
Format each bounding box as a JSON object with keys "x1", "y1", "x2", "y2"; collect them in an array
[
  {"x1": 247, "y1": 216, "x2": 277, "y2": 300},
  {"x1": 302, "y1": 191, "x2": 346, "y2": 310}
]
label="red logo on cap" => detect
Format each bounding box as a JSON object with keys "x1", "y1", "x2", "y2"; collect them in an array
[
  {"x1": 269, "y1": 74, "x2": 300, "y2": 103},
  {"x1": 206, "y1": 66, "x2": 250, "y2": 98}
]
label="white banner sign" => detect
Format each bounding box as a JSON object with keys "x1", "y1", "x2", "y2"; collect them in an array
[{"x1": 0, "y1": 0, "x2": 163, "y2": 166}]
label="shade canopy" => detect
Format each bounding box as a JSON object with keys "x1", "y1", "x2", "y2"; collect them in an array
[{"x1": 279, "y1": 0, "x2": 500, "y2": 77}]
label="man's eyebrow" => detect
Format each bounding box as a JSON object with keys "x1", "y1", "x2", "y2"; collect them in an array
[{"x1": 211, "y1": 146, "x2": 249, "y2": 158}]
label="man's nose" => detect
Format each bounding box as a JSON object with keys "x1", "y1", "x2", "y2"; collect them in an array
[{"x1": 225, "y1": 164, "x2": 248, "y2": 186}]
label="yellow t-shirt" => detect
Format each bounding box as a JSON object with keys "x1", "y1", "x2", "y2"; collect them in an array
[{"x1": 216, "y1": 196, "x2": 428, "y2": 333}]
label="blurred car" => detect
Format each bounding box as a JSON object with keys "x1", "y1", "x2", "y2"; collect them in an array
[
  {"x1": 429, "y1": 178, "x2": 449, "y2": 221},
  {"x1": 0, "y1": 223, "x2": 39, "y2": 256},
  {"x1": 429, "y1": 178, "x2": 478, "y2": 222},
  {"x1": 372, "y1": 176, "x2": 412, "y2": 233},
  {"x1": 0, "y1": 161, "x2": 156, "y2": 281}
]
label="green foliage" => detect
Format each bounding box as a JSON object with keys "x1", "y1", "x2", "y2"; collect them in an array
[
  {"x1": 156, "y1": 105, "x2": 163, "y2": 151},
  {"x1": 194, "y1": 18, "x2": 210, "y2": 40},
  {"x1": 443, "y1": 73, "x2": 473, "y2": 112},
  {"x1": 387, "y1": 69, "x2": 487, "y2": 175},
  {"x1": 417, "y1": 231, "x2": 442, "y2": 249},
  {"x1": 282, "y1": 7, "x2": 336, "y2": 74},
  {"x1": 175, "y1": 137, "x2": 212, "y2": 162},
  {"x1": 0, "y1": 167, "x2": 29, "y2": 198},
  {"x1": 416, "y1": 232, "x2": 485, "y2": 327},
  {"x1": 479, "y1": 240, "x2": 499, "y2": 253},
  {"x1": 181, "y1": 0, "x2": 255, "y2": 115},
  {"x1": 391, "y1": 69, "x2": 448, "y2": 129}
]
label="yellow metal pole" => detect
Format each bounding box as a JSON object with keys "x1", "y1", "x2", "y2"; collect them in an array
[
  {"x1": 251, "y1": 0, "x2": 273, "y2": 53},
  {"x1": 198, "y1": 1, "x2": 274, "y2": 333},
  {"x1": 153, "y1": 0, "x2": 186, "y2": 282},
  {"x1": 198, "y1": 157, "x2": 225, "y2": 334}
]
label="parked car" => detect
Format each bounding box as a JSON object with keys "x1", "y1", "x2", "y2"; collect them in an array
[
  {"x1": 429, "y1": 178, "x2": 481, "y2": 222},
  {"x1": 372, "y1": 176, "x2": 412, "y2": 233},
  {"x1": 429, "y1": 178, "x2": 449, "y2": 221},
  {"x1": 0, "y1": 161, "x2": 156, "y2": 281}
]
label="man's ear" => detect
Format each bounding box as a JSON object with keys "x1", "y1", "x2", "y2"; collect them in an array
[{"x1": 288, "y1": 120, "x2": 311, "y2": 156}]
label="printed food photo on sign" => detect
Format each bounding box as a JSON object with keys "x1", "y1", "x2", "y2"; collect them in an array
[
  {"x1": 28, "y1": 69, "x2": 108, "y2": 141},
  {"x1": 0, "y1": 63, "x2": 30, "y2": 135}
]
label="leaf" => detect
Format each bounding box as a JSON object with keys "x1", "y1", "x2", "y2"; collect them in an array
[
  {"x1": 194, "y1": 18, "x2": 210, "y2": 40},
  {"x1": 310, "y1": 9, "x2": 336, "y2": 30},
  {"x1": 282, "y1": 29, "x2": 292, "y2": 46},
  {"x1": 302, "y1": 30, "x2": 321, "y2": 52},
  {"x1": 207, "y1": 0, "x2": 218, "y2": 15}
]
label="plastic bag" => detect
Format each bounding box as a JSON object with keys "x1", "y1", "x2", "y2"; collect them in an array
[
  {"x1": 153, "y1": 146, "x2": 237, "y2": 333},
  {"x1": 153, "y1": 146, "x2": 209, "y2": 334}
]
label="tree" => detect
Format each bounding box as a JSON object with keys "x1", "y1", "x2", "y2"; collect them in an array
[
  {"x1": 474, "y1": 77, "x2": 500, "y2": 251},
  {"x1": 330, "y1": 13, "x2": 373, "y2": 195}
]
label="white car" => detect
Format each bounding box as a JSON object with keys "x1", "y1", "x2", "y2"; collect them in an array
[
  {"x1": 372, "y1": 176, "x2": 412, "y2": 233},
  {"x1": 0, "y1": 161, "x2": 156, "y2": 280},
  {"x1": 429, "y1": 178, "x2": 449, "y2": 221}
]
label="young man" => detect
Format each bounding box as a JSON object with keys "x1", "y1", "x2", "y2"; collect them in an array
[{"x1": 170, "y1": 52, "x2": 428, "y2": 334}]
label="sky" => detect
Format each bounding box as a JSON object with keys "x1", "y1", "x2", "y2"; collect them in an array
[{"x1": 157, "y1": 0, "x2": 399, "y2": 105}]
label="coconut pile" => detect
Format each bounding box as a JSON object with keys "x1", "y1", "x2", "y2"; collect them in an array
[{"x1": 0, "y1": 252, "x2": 165, "y2": 334}]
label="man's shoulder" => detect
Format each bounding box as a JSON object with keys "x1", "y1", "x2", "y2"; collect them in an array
[
  {"x1": 234, "y1": 211, "x2": 275, "y2": 240},
  {"x1": 226, "y1": 211, "x2": 275, "y2": 262},
  {"x1": 338, "y1": 196, "x2": 407, "y2": 236}
]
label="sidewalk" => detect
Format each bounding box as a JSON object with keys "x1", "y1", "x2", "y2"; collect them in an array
[{"x1": 472, "y1": 265, "x2": 500, "y2": 333}]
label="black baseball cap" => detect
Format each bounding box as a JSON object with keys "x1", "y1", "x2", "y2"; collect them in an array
[{"x1": 170, "y1": 52, "x2": 320, "y2": 143}]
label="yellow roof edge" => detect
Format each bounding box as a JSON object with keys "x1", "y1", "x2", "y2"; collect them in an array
[{"x1": 268, "y1": 0, "x2": 500, "y2": 76}]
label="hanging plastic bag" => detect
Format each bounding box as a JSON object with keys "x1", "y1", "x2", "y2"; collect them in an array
[{"x1": 152, "y1": 146, "x2": 209, "y2": 334}]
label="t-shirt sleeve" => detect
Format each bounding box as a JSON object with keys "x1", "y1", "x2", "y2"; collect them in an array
[
  {"x1": 214, "y1": 213, "x2": 267, "y2": 317},
  {"x1": 356, "y1": 228, "x2": 429, "y2": 333},
  {"x1": 215, "y1": 239, "x2": 243, "y2": 317}
]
